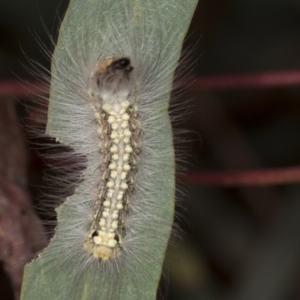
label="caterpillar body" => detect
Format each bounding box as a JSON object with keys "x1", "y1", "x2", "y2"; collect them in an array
[
  {"x1": 84, "y1": 57, "x2": 140, "y2": 260},
  {"x1": 21, "y1": 0, "x2": 197, "y2": 299}
]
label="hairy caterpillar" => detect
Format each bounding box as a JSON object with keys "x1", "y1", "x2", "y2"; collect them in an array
[
  {"x1": 21, "y1": 0, "x2": 197, "y2": 299},
  {"x1": 84, "y1": 57, "x2": 140, "y2": 260}
]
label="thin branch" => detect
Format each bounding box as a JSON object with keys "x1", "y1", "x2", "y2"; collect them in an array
[
  {"x1": 0, "y1": 81, "x2": 47, "y2": 98},
  {"x1": 2, "y1": 70, "x2": 300, "y2": 99},
  {"x1": 191, "y1": 70, "x2": 300, "y2": 89},
  {"x1": 180, "y1": 166, "x2": 300, "y2": 186}
]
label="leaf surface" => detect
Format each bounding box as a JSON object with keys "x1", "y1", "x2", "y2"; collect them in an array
[{"x1": 21, "y1": 0, "x2": 197, "y2": 299}]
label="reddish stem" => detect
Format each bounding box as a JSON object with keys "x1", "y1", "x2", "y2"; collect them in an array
[
  {"x1": 0, "y1": 81, "x2": 47, "y2": 97},
  {"x1": 179, "y1": 167, "x2": 300, "y2": 186},
  {"x1": 1, "y1": 70, "x2": 300, "y2": 99},
  {"x1": 191, "y1": 70, "x2": 300, "y2": 89}
]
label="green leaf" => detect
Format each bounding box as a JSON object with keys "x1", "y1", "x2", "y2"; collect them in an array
[{"x1": 21, "y1": 0, "x2": 197, "y2": 299}]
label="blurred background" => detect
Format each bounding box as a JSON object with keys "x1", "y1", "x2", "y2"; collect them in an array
[{"x1": 1, "y1": 0, "x2": 300, "y2": 299}]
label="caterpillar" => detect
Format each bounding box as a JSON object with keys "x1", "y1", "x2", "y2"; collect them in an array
[{"x1": 84, "y1": 57, "x2": 140, "y2": 260}]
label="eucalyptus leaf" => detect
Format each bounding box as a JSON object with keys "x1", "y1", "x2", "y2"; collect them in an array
[{"x1": 21, "y1": 0, "x2": 197, "y2": 299}]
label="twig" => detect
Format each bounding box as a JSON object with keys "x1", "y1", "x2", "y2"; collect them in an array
[
  {"x1": 191, "y1": 70, "x2": 300, "y2": 89},
  {"x1": 180, "y1": 167, "x2": 300, "y2": 186},
  {"x1": 1, "y1": 70, "x2": 300, "y2": 100},
  {"x1": 0, "y1": 81, "x2": 47, "y2": 98}
]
